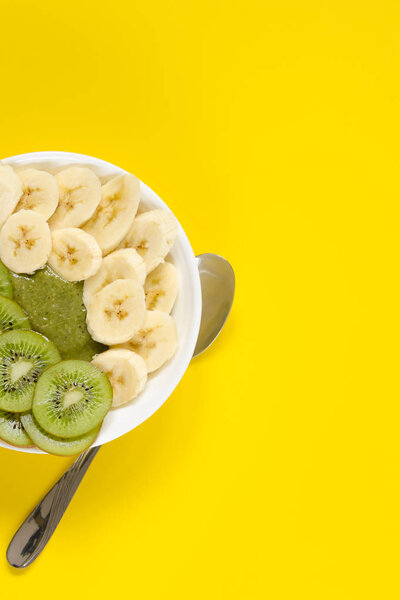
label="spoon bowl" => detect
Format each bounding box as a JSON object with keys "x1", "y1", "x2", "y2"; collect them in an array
[{"x1": 194, "y1": 254, "x2": 235, "y2": 357}]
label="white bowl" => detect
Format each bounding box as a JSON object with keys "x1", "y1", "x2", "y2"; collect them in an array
[{"x1": 0, "y1": 152, "x2": 202, "y2": 454}]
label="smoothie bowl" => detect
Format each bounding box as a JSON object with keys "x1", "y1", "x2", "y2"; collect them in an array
[{"x1": 0, "y1": 152, "x2": 201, "y2": 455}]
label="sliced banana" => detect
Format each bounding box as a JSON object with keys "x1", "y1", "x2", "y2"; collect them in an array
[
  {"x1": 120, "y1": 209, "x2": 178, "y2": 273},
  {"x1": 117, "y1": 310, "x2": 178, "y2": 373},
  {"x1": 48, "y1": 228, "x2": 102, "y2": 282},
  {"x1": 86, "y1": 279, "x2": 145, "y2": 345},
  {"x1": 92, "y1": 348, "x2": 147, "y2": 407},
  {"x1": 48, "y1": 167, "x2": 101, "y2": 230},
  {"x1": 0, "y1": 209, "x2": 51, "y2": 274},
  {"x1": 144, "y1": 261, "x2": 179, "y2": 313},
  {"x1": 83, "y1": 247, "x2": 146, "y2": 308},
  {"x1": 83, "y1": 174, "x2": 140, "y2": 256},
  {"x1": 0, "y1": 165, "x2": 23, "y2": 228},
  {"x1": 15, "y1": 169, "x2": 59, "y2": 220}
]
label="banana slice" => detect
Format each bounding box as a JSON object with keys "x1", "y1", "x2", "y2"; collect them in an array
[
  {"x1": 83, "y1": 174, "x2": 140, "y2": 256},
  {"x1": 86, "y1": 279, "x2": 145, "y2": 345},
  {"x1": 117, "y1": 310, "x2": 178, "y2": 373},
  {"x1": 92, "y1": 348, "x2": 147, "y2": 407},
  {"x1": 48, "y1": 228, "x2": 102, "y2": 282},
  {"x1": 120, "y1": 209, "x2": 178, "y2": 273},
  {"x1": 83, "y1": 248, "x2": 146, "y2": 308},
  {"x1": 48, "y1": 167, "x2": 101, "y2": 230},
  {"x1": 144, "y1": 261, "x2": 179, "y2": 313},
  {"x1": 0, "y1": 210, "x2": 51, "y2": 274},
  {"x1": 0, "y1": 165, "x2": 23, "y2": 228},
  {"x1": 15, "y1": 169, "x2": 59, "y2": 220}
]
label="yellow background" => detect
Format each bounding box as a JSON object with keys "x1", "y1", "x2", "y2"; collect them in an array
[{"x1": 0, "y1": 1, "x2": 399, "y2": 598}]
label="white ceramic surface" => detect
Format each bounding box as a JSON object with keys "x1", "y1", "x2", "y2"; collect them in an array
[{"x1": 0, "y1": 152, "x2": 202, "y2": 454}]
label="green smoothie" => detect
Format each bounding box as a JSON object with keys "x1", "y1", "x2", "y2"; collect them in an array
[{"x1": 10, "y1": 266, "x2": 106, "y2": 360}]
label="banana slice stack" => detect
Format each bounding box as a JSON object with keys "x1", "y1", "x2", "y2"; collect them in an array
[{"x1": 0, "y1": 163, "x2": 181, "y2": 408}]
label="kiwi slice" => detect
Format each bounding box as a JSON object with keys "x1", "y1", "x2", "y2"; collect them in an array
[
  {"x1": 0, "y1": 410, "x2": 33, "y2": 447},
  {"x1": 0, "y1": 330, "x2": 61, "y2": 412},
  {"x1": 0, "y1": 296, "x2": 30, "y2": 333},
  {"x1": 32, "y1": 360, "x2": 112, "y2": 438},
  {"x1": 0, "y1": 262, "x2": 13, "y2": 299},
  {"x1": 21, "y1": 412, "x2": 100, "y2": 456}
]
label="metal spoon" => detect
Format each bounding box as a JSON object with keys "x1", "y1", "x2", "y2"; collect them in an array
[{"x1": 7, "y1": 253, "x2": 235, "y2": 568}]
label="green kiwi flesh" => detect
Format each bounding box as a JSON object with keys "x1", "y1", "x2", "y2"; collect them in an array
[
  {"x1": 0, "y1": 262, "x2": 13, "y2": 299},
  {"x1": 0, "y1": 410, "x2": 33, "y2": 447},
  {"x1": 21, "y1": 412, "x2": 100, "y2": 456},
  {"x1": 32, "y1": 360, "x2": 112, "y2": 438},
  {"x1": 0, "y1": 330, "x2": 61, "y2": 412},
  {"x1": 0, "y1": 296, "x2": 30, "y2": 333}
]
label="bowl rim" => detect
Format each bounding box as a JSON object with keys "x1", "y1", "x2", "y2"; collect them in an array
[{"x1": 0, "y1": 151, "x2": 202, "y2": 455}]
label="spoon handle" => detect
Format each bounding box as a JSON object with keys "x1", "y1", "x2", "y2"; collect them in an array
[{"x1": 6, "y1": 446, "x2": 101, "y2": 568}]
